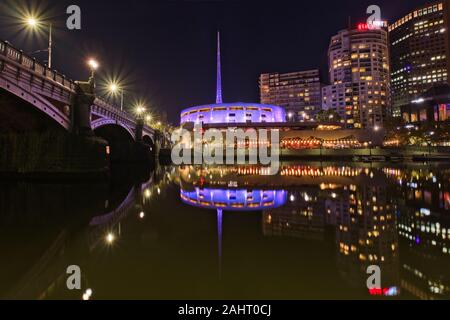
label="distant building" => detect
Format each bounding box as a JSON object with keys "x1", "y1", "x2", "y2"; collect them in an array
[
  {"x1": 180, "y1": 103, "x2": 285, "y2": 125},
  {"x1": 259, "y1": 70, "x2": 322, "y2": 122},
  {"x1": 402, "y1": 84, "x2": 450, "y2": 124},
  {"x1": 322, "y1": 25, "x2": 390, "y2": 128},
  {"x1": 389, "y1": 1, "x2": 450, "y2": 118}
]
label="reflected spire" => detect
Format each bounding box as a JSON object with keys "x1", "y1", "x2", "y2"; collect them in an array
[
  {"x1": 217, "y1": 208, "x2": 223, "y2": 278},
  {"x1": 216, "y1": 31, "x2": 223, "y2": 104}
]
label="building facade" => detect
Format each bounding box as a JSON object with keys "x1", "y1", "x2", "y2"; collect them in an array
[
  {"x1": 402, "y1": 84, "x2": 450, "y2": 125},
  {"x1": 322, "y1": 26, "x2": 391, "y2": 128},
  {"x1": 259, "y1": 70, "x2": 322, "y2": 122},
  {"x1": 180, "y1": 103, "x2": 286, "y2": 125},
  {"x1": 389, "y1": 1, "x2": 450, "y2": 118}
]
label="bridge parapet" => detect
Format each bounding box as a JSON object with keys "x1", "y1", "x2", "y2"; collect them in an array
[{"x1": 0, "y1": 40, "x2": 76, "y2": 92}]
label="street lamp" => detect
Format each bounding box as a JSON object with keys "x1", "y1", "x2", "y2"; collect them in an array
[
  {"x1": 87, "y1": 59, "x2": 99, "y2": 77},
  {"x1": 27, "y1": 17, "x2": 37, "y2": 27},
  {"x1": 25, "y1": 16, "x2": 53, "y2": 69},
  {"x1": 135, "y1": 105, "x2": 146, "y2": 119},
  {"x1": 108, "y1": 82, "x2": 124, "y2": 111}
]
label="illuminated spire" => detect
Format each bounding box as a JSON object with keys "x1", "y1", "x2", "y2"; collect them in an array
[
  {"x1": 216, "y1": 31, "x2": 223, "y2": 104},
  {"x1": 217, "y1": 209, "x2": 222, "y2": 278}
]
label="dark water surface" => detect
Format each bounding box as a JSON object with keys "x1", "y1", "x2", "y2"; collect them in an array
[{"x1": 1, "y1": 162, "x2": 449, "y2": 300}]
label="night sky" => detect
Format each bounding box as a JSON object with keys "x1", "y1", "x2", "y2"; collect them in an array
[{"x1": 0, "y1": 0, "x2": 428, "y2": 124}]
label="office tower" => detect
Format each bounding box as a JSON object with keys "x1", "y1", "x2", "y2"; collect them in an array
[
  {"x1": 323, "y1": 26, "x2": 390, "y2": 128},
  {"x1": 389, "y1": 1, "x2": 450, "y2": 118},
  {"x1": 260, "y1": 70, "x2": 322, "y2": 122}
]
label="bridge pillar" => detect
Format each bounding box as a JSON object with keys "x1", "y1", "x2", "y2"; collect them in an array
[
  {"x1": 135, "y1": 118, "x2": 144, "y2": 142},
  {"x1": 132, "y1": 117, "x2": 157, "y2": 163},
  {"x1": 72, "y1": 77, "x2": 95, "y2": 136}
]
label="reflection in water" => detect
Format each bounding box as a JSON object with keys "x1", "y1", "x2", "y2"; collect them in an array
[
  {"x1": 0, "y1": 163, "x2": 449, "y2": 300},
  {"x1": 180, "y1": 188, "x2": 287, "y2": 211},
  {"x1": 384, "y1": 168, "x2": 450, "y2": 299},
  {"x1": 180, "y1": 185, "x2": 287, "y2": 279}
]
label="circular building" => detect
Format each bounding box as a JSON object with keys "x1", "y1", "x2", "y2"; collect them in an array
[
  {"x1": 180, "y1": 103, "x2": 286, "y2": 125},
  {"x1": 181, "y1": 188, "x2": 287, "y2": 212}
]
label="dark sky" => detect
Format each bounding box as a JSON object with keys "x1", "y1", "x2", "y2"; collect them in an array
[{"x1": 0, "y1": 0, "x2": 428, "y2": 124}]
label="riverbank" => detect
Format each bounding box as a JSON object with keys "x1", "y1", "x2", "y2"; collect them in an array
[
  {"x1": 183, "y1": 146, "x2": 450, "y2": 162},
  {"x1": 0, "y1": 131, "x2": 173, "y2": 180},
  {"x1": 281, "y1": 146, "x2": 450, "y2": 161}
]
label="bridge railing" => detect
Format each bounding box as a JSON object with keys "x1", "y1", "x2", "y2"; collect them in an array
[
  {"x1": 94, "y1": 97, "x2": 136, "y2": 123},
  {"x1": 0, "y1": 40, "x2": 76, "y2": 91},
  {"x1": 94, "y1": 97, "x2": 154, "y2": 132}
]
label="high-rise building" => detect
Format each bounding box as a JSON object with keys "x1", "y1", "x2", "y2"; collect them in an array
[
  {"x1": 322, "y1": 26, "x2": 390, "y2": 128},
  {"x1": 259, "y1": 70, "x2": 322, "y2": 122},
  {"x1": 389, "y1": 1, "x2": 450, "y2": 118}
]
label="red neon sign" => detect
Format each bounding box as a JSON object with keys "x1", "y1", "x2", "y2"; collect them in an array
[
  {"x1": 357, "y1": 21, "x2": 385, "y2": 31},
  {"x1": 358, "y1": 23, "x2": 370, "y2": 31}
]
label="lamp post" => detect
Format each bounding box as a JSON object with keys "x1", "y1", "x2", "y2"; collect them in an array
[
  {"x1": 26, "y1": 17, "x2": 53, "y2": 69},
  {"x1": 87, "y1": 59, "x2": 99, "y2": 78},
  {"x1": 135, "y1": 105, "x2": 146, "y2": 120},
  {"x1": 108, "y1": 82, "x2": 124, "y2": 111}
]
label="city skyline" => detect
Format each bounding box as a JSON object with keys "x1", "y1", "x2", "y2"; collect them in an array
[
  {"x1": 0, "y1": 0, "x2": 429, "y2": 124},
  {"x1": 0, "y1": 0, "x2": 449, "y2": 304}
]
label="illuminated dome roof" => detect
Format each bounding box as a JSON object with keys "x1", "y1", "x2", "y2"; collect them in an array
[
  {"x1": 180, "y1": 103, "x2": 286, "y2": 125},
  {"x1": 180, "y1": 188, "x2": 287, "y2": 212}
]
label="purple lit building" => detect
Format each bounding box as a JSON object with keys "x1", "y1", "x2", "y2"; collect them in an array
[
  {"x1": 181, "y1": 188, "x2": 287, "y2": 212},
  {"x1": 180, "y1": 103, "x2": 285, "y2": 125},
  {"x1": 180, "y1": 32, "x2": 286, "y2": 126}
]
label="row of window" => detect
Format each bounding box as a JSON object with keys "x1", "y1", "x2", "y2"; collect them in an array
[{"x1": 181, "y1": 106, "x2": 275, "y2": 118}]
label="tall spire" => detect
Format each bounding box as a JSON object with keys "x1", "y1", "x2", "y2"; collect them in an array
[
  {"x1": 217, "y1": 209, "x2": 223, "y2": 278},
  {"x1": 216, "y1": 31, "x2": 223, "y2": 104}
]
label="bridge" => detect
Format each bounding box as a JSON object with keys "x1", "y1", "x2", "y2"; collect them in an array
[{"x1": 0, "y1": 39, "x2": 161, "y2": 170}]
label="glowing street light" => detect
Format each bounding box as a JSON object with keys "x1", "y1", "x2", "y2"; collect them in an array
[
  {"x1": 27, "y1": 17, "x2": 38, "y2": 28},
  {"x1": 108, "y1": 82, "x2": 124, "y2": 111},
  {"x1": 88, "y1": 59, "x2": 99, "y2": 77},
  {"x1": 145, "y1": 114, "x2": 153, "y2": 123},
  {"x1": 109, "y1": 83, "x2": 118, "y2": 92},
  {"x1": 135, "y1": 105, "x2": 146, "y2": 115},
  {"x1": 25, "y1": 16, "x2": 53, "y2": 69},
  {"x1": 88, "y1": 59, "x2": 99, "y2": 70}
]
